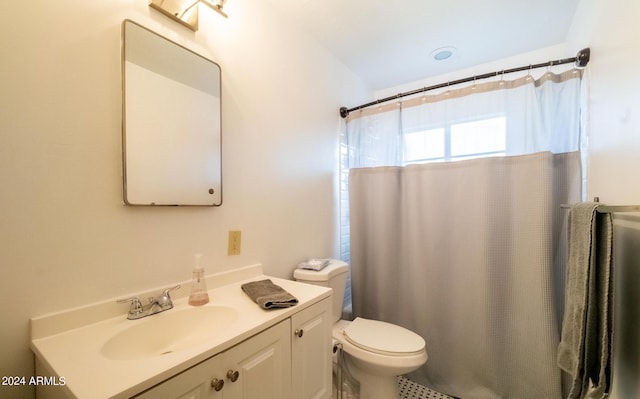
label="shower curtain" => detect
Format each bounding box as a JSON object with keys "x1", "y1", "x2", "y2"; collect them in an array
[{"x1": 344, "y1": 70, "x2": 584, "y2": 399}]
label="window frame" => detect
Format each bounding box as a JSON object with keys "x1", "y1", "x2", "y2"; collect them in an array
[{"x1": 402, "y1": 114, "x2": 507, "y2": 165}]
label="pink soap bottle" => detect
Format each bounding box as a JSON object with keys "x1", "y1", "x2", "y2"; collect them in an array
[{"x1": 188, "y1": 254, "x2": 210, "y2": 306}]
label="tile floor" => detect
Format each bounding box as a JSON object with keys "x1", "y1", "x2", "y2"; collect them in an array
[{"x1": 398, "y1": 376, "x2": 458, "y2": 399}]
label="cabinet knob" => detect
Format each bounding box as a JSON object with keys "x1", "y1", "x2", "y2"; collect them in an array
[
  {"x1": 211, "y1": 378, "x2": 224, "y2": 391},
  {"x1": 226, "y1": 369, "x2": 240, "y2": 382},
  {"x1": 294, "y1": 328, "x2": 304, "y2": 338}
]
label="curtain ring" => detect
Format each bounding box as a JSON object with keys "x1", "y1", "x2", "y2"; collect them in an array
[{"x1": 545, "y1": 61, "x2": 554, "y2": 76}]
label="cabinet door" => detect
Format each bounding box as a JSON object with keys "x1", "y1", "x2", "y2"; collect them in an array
[
  {"x1": 133, "y1": 321, "x2": 291, "y2": 399},
  {"x1": 291, "y1": 298, "x2": 332, "y2": 399},
  {"x1": 224, "y1": 319, "x2": 291, "y2": 399},
  {"x1": 133, "y1": 352, "x2": 224, "y2": 399}
]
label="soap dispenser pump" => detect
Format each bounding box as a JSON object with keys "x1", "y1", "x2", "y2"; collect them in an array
[{"x1": 188, "y1": 253, "x2": 210, "y2": 306}]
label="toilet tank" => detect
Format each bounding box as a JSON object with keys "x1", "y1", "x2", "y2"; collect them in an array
[{"x1": 293, "y1": 260, "x2": 348, "y2": 323}]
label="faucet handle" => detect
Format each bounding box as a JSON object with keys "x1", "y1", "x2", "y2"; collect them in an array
[
  {"x1": 156, "y1": 285, "x2": 181, "y2": 309},
  {"x1": 163, "y1": 284, "x2": 181, "y2": 297},
  {"x1": 117, "y1": 297, "x2": 143, "y2": 317}
]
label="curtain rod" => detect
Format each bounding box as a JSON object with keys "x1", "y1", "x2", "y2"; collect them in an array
[{"x1": 339, "y1": 48, "x2": 591, "y2": 118}]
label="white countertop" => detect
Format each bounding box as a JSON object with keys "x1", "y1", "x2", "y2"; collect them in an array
[{"x1": 30, "y1": 265, "x2": 331, "y2": 399}]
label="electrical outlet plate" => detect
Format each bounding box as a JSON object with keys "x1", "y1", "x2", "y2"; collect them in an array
[{"x1": 228, "y1": 231, "x2": 241, "y2": 256}]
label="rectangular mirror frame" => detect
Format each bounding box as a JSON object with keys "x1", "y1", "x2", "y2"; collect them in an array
[{"x1": 122, "y1": 20, "x2": 222, "y2": 206}]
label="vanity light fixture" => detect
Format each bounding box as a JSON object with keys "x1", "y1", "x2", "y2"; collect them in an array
[
  {"x1": 149, "y1": 0, "x2": 228, "y2": 32},
  {"x1": 200, "y1": 0, "x2": 228, "y2": 18}
]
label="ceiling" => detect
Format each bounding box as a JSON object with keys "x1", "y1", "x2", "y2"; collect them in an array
[{"x1": 264, "y1": 0, "x2": 581, "y2": 90}]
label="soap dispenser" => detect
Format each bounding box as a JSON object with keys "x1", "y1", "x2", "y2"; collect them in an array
[{"x1": 188, "y1": 253, "x2": 210, "y2": 306}]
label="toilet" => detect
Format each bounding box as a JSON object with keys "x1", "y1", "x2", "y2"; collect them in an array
[{"x1": 294, "y1": 260, "x2": 428, "y2": 399}]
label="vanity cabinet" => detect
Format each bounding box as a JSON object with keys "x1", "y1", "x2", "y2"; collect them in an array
[
  {"x1": 134, "y1": 319, "x2": 290, "y2": 399},
  {"x1": 224, "y1": 319, "x2": 291, "y2": 399},
  {"x1": 291, "y1": 298, "x2": 332, "y2": 399},
  {"x1": 31, "y1": 267, "x2": 333, "y2": 399},
  {"x1": 133, "y1": 297, "x2": 331, "y2": 399}
]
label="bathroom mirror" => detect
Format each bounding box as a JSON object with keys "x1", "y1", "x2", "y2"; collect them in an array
[{"x1": 122, "y1": 19, "x2": 222, "y2": 206}]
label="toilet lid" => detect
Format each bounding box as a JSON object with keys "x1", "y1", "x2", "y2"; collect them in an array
[{"x1": 343, "y1": 317, "x2": 425, "y2": 356}]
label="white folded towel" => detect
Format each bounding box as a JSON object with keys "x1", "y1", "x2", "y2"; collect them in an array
[{"x1": 297, "y1": 258, "x2": 331, "y2": 271}]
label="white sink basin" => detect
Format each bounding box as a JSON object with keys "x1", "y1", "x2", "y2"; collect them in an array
[{"x1": 101, "y1": 306, "x2": 238, "y2": 360}]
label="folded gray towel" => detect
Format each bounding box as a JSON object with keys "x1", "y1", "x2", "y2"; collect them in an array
[
  {"x1": 241, "y1": 279, "x2": 299, "y2": 309},
  {"x1": 557, "y1": 202, "x2": 613, "y2": 399}
]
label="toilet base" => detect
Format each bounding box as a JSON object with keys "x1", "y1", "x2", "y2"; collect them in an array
[
  {"x1": 345, "y1": 355, "x2": 400, "y2": 399},
  {"x1": 359, "y1": 375, "x2": 398, "y2": 399}
]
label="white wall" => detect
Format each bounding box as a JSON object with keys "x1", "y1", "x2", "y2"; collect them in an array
[
  {"x1": 566, "y1": 0, "x2": 640, "y2": 398},
  {"x1": 0, "y1": 1, "x2": 369, "y2": 398}
]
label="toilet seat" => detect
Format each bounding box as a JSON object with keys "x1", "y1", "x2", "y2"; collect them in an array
[{"x1": 342, "y1": 317, "x2": 425, "y2": 356}]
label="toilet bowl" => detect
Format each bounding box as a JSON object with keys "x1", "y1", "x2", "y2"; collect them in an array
[{"x1": 294, "y1": 260, "x2": 428, "y2": 399}]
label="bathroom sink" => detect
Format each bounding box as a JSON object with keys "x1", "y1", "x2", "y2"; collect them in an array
[{"x1": 101, "y1": 306, "x2": 238, "y2": 360}]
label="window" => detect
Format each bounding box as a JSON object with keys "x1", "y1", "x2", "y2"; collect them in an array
[
  {"x1": 404, "y1": 128, "x2": 445, "y2": 163},
  {"x1": 403, "y1": 116, "x2": 506, "y2": 164}
]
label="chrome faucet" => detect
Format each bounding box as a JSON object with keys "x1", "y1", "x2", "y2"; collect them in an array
[{"x1": 117, "y1": 285, "x2": 181, "y2": 320}]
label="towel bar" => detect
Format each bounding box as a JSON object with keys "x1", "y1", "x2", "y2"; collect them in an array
[{"x1": 560, "y1": 204, "x2": 640, "y2": 213}]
